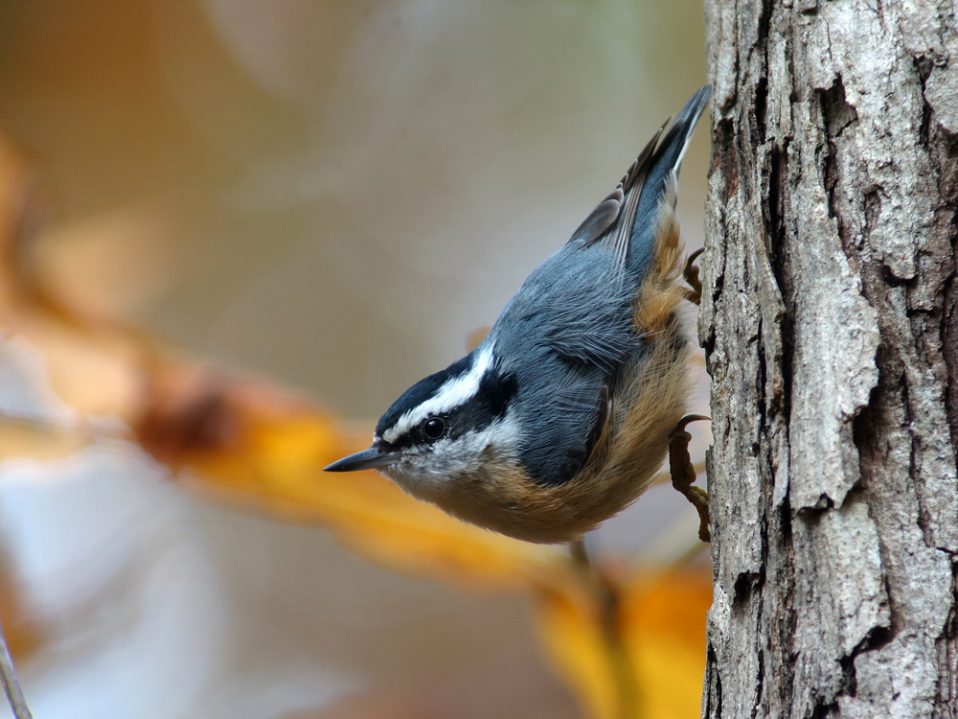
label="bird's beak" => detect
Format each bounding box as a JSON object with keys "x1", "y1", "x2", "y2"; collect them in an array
[{"x1": 324, "y1": 444, "x2": 397, "y2": 472}]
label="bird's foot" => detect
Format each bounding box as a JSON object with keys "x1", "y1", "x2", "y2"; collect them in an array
[
  {"x1": 682, "y1": 248, "x2": 704, "y2": 306},
  {"x1": 669, "y1": 414, "x2": 710, "y2": 542}
]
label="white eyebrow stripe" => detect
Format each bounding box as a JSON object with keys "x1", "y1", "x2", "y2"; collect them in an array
[{"x1": 382, "y1": 344, "x2": 496, "y2": 444}]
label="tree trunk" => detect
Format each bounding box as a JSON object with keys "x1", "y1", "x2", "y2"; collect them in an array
[{"x1": 700, "y1": 1, "x2": 958, "y2": 717}]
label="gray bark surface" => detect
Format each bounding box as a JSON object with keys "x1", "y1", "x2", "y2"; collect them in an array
[{"x1": 700, "y1": 1, "x2": 958, "y2": 717}]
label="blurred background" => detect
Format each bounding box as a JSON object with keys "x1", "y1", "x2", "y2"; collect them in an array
[{"x1": 0, "y1": 2, "x2": 710, "y2": 717}]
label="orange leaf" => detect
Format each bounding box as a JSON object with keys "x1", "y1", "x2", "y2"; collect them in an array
[
  {"x1": 0, "y1": 415, "x2": 92, "y2": 462},
  {"x1": 536, "y1": 567, "x2": 711, "y2": 719}
]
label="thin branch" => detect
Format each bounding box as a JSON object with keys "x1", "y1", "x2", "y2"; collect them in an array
[
  {"x1": 0, "y1": 619, "x2": 32, "y2": 719},
  {"x1": 569, "y1": 538, "x2": 638, "y2": 719}
]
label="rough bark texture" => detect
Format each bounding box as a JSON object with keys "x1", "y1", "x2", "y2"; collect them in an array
[{"x1": 700, "y1": 1, "x2": 958, "y2": 717}]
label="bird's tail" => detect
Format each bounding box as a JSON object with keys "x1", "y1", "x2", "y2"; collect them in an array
[{"x1": 627, "y1": 85, "x2": 710, "y2": 277}]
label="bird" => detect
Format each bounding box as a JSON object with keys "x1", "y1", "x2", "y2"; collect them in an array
[{"x1": 325, "y1": 87, "x2": 711, "y2": 545}]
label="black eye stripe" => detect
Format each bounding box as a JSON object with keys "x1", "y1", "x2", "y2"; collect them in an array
[
  {"x1": 441, "y1": 371, "x2": 517, "y2": 440},
  {"x1": 381, "y1": 370, "x2": 518, "y2": 449}
]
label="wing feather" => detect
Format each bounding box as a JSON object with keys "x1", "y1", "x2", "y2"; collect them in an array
[
  {"x1": 565, "y1": 125, "x2": 665, "y2": 271},
  {"x1": 565, "y1": 84, "x2": 711, "y2": 275}
]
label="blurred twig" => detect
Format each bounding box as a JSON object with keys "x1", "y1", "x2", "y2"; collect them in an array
[
  {"x1": 0, "y1": 618, "x2": 32, "y2": 719},
  {"x1": 570, "y1": 539, "x2": 638, "y2": 719}
]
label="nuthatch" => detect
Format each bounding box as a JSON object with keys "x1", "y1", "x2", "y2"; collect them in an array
[{"x1": 326, "y1": 87, "x2": 711, "y2": 544}]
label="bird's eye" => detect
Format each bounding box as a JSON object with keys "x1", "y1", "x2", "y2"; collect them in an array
[{"x1": 421, "y1": 416, "x2": 446, "y2": 440}]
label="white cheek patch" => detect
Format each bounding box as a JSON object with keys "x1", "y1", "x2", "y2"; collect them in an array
[
  {"x1": 382, "y1": 344, "x2": 496, "y2": 445},
  {"x1": 387, "y1": 412, "x2": 522, "y2": 490}
]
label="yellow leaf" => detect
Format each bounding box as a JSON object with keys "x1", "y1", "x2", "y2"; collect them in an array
[
  {"x1": 536, "y1": 567, "x2": 711, "y2": 719},
  {"x1": 537, "y1": 583, "x2": 618, "y2": 719},
  {"x1": 0, "y1": 415, "x2": 92, "y2": 462}
]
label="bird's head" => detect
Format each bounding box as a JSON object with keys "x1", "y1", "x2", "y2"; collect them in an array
[{"x1": 324, "y1": 345, "x2": 522, "y2": 495}]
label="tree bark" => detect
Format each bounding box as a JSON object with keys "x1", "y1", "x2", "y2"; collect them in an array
[{"x1": 700, "y1": 1, "x2": 958, "y2": 717}]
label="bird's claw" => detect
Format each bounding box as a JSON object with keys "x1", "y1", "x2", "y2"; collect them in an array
[
  {"x1": 669, "y1": 414, "x2": 710, "y2": 542},
  {"x1": 683, "y1": 248, "x2": 704, "y2": 306}
]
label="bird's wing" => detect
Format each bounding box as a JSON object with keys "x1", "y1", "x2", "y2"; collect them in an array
[{"x1": 515, "y1": 359, "x2": 611, "y2": 487}]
